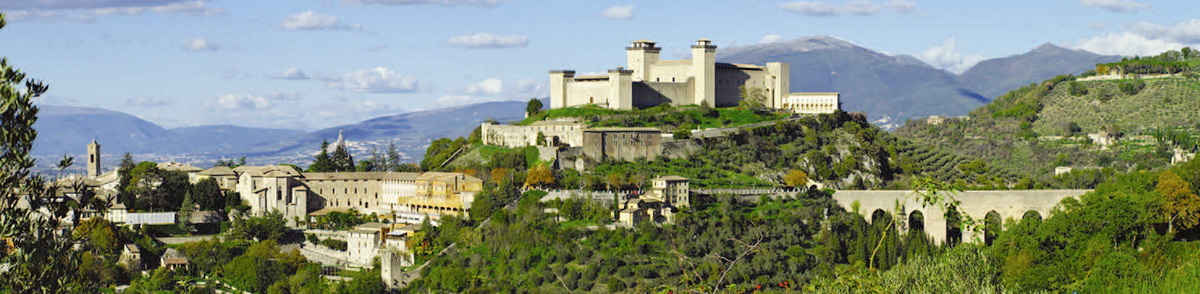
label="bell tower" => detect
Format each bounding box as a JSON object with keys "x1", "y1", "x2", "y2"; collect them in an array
[{"x1": 87, "y1": 139, "x2": 101, "y2": 177}]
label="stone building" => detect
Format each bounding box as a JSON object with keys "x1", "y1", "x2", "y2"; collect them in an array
[
  {"x1": 303, "y1": 172, "x2": 420, "y2": 216},
  {"x1": 552, "y1": 39, "x2": 790, "y2": 110},
  {"x1": 119, "y1": 244, "x2": 142, "y2": 271},
  {"x1": 400, "y1": 172, "x2": 483, "y2": 218},
  {"x1": 582, "y1": 128, "x2": 663, "y2": 161},
  {"x1": 197, "y1": 166, "x2": 238, "y2": 190},
  {"x1": 550, "y1": 38, "x2": 837, "y2": 113},
  {"x1": 87, "y1": 139, "x2": 101, "y2": 178},
  {"x1": 649, "y1": 176, "x2": 690, "y2": 208},
  {"x1": 234, "y1": 166, "x2": 308, "y2": 226},
  {"x1": 481, "y1": 120, "x2": 586, "y2": 148}
]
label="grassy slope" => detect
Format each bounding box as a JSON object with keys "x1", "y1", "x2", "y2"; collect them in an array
[{"x1": 897, "y1": 75, "x2": 1200, "y2": 181}]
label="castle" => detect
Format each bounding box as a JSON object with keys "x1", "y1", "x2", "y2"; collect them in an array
[{"x1": 550, "y1": 38, "x2": 839, "y2": 113}]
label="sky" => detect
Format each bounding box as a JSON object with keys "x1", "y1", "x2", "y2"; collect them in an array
[{"x1": 1, "y1": 0, "x2": 1197, "y2": 131}]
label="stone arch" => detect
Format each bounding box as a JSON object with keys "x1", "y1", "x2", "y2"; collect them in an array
[
  {"x1": 1022, "y1": 210, "x2": 1043, "y2": 222},
  {"x1": 945, "y1": 205, "x2": 962, "y2": 247},
  {"x1": 984, "y1": 211, "x2": 1002, "y2": 246},
  {"x1": 908, "y1": 210, "x2": 925, "y2": 232},
  {"x1": 870, "y1": 209, "x2": 889, "y2": 224}
]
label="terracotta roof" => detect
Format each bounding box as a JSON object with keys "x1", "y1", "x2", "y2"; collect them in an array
[
  {"x1": 652, "y1": 175, "x2": 690, "y2": 181},
  {"x1": 158, "y1": 162, "x2": 203, "y2": 172},
  {"x1": 198, "y1": 166, "x2": 235, "y2": 176},
  {"x1": 303, "y1": 172, "x2": 419, "y2": 181}
]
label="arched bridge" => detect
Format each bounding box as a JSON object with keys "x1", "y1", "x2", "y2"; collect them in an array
[{"x1": 832, "y1": 190, "x2": 1091, "y2": 244}]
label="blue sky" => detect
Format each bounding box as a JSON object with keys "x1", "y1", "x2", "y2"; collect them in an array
[{"x1": 1, "y1": 0, "x2": 1197, "y2": 130}]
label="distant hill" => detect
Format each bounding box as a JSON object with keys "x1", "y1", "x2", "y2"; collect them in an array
[
  {"x1": 719, "y1": 36, "x2": 988, "y2": 125},
  {"x1": 34, "y1": 105, "x2": 306, "y2": 157},
  {"x1": 958, "y1": 43, "x2": 1121, "y2": 99},
  {"x1": 250, "y1": 100, "x2": 531, "y2": 161}
]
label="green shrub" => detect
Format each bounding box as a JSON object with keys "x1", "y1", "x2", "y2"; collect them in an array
[
  {"x1": 1119, "y1": 79, "x2": 1146, "y2": 95},
  {"x1": 1068, "y1": 81, "x2": 1088, "y2": 96}
]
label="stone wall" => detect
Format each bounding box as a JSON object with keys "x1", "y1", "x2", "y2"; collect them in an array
[
  {"x1": 832, "y1": 190, "x2": 1090, "y2": 244},
  {"x1": 582, "y1": 128, "x2": 663, "y2": 162}
]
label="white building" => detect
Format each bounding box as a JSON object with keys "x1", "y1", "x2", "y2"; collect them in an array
[
  {"x1": 784, "y1": 93, "x2": 840, "y2": 114},
  {"x1": 550, "y1": 38, "x2": 838, "y2": 113},
  {"x1": 234, "y1": 166, "x2": 308, "y2": 226}
]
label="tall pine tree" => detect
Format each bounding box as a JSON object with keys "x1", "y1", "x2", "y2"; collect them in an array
[{"x1": 308, "y1": 140, "x2": 334, "y2": 172}]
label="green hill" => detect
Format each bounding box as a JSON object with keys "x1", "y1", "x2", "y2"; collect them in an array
[{"x1": 897, "y1": 50, "x2": 1200, "y2": 183}]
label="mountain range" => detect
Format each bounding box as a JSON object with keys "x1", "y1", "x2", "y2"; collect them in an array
[
  {"x1": 34, "y1": 36, "x2": 1121, "y2": 165},
  {"x1": 718, "y1": 36, "x2": 1120, "y2": 126}
]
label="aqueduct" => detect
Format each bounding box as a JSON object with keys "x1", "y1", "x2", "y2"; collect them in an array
[{"x1": 832, "y1": 190, "x2": 1092, "y2": 244}]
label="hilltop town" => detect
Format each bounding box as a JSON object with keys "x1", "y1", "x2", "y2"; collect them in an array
[{"x1": 6, "y1": 4, "x2": 1200, "y2": 291}]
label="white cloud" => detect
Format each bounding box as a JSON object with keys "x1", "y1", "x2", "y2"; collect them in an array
[
  {"x1": 886, "y1": 0, "x2": 915, "y2": 13},
  {"x1": 3, "y1": 10, "x2": 94, "y2": 22},
  {"x1": 1080, "y1": 0, "x2": 1149, "y2": 13},
  {"x1": 601, "y1": 5, "x2": 634, "y2": 19},
  {"x1": 512, "y1": 79, "x2": 547, "y2": 97},
  {"x1": 436, "y1": 95, "x2": 476, "y2": 107},
  {"x1": 273, "y1": 67, "x2": 310, "y2": 80},
  {"x1": 446, "y1": 33, "x2": 529, "y2": 49},
  {"x1": 35, "y1": 94, "x2": 78, "y2": 105},
  {"x1": 844, "y1": 1, "x2": 881, "y2": 16},
  {"x1": 760, "y1": 34, "x2": 784, "y2": 44},
  {"x1": 1075, "y1": 32, "x2": 1186, "y2": 56},
  {"x1": 90, "y1": 1, "x2": 222, "y2": 16},
  {"x1": 780, "y1": 1, "x2": 839, "y2": 17},
  {"x1": 207, "y1": 94, "x2": 272, "y2": 110},
  {"x1": 266, "y1": 92, "x2": 302, "y2": 101},
  {"x1": 122, "y1": 96, "x2": 171, "y2": 107},
  {"x1": 1129, "y1": 20, "x2": 1200, "y2": 44},
  {"x1": 465, "y1": 79, "x2": 504, "y2": 95},
  {"x1": 323, "y1": 67, "x2": 418, "y2": 93},
  {"x1": 342, "y1": 0, "x2": 500, "y2": 7},
  {"x1": 916, "y1": 38, "x2": 985, "y2": 74},
  {"x1": 182, "y1": 37, "x2": 219, "y2": 51},
  {"x1": 281, "y1": 11, "x2": 361, "y2": 30}
]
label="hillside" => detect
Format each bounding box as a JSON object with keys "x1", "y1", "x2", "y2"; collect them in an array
[
  {"x1": 896, "y1": 69, "x2": 1200, "y2": 182},
  {"x1": 958, "y1": 43, "x2": 1121, "y2": 99}
]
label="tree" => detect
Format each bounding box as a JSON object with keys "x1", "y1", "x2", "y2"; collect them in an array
[
  {"x1": 526, "y1": 98, "x2": 544, "y2": 117},
  {"x1": 331, "y1": 142, "x2": 355, "y2": 172},
  {"x1": 869, "y1": 176, "x2": 965, "y2": 270},
  {"x1": 1157, "y1": 170, "x2": 1200, "y2": 233},
  {"x1": 784, "y1": 169, "x2": 809, "y2": 188},
  {"x1": 190, "y1": 177, "x2": 224, "y2": 210},
  {"x1": 308, "y1": 140, "x2": 334, "y2": 172},
  {"x1": 536, "y1": 131, "x2": 547, "y2": 146},
  {"x1": 525, "y1": 164, "x2": 555, "y2": 188},
  {"x1": 0, "y1": 13, "x2": 89, "y2": 291},
  {"x1": 386, "y1": 142, "x2": 402, "y2": 171},
  {"x1": 738, "y1": 85, "x2": 767, "y2": 110},
  {"x1": 178, "y1": 192, "x2": 196, "y2": 233}
]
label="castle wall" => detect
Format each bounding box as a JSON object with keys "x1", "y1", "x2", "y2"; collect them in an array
[
  {"x1": 481, "y1": 122, "x2": 585, "y2": 148},
  {"x1": 582, "y1": 128, "x2": 663, "y2": 161},
  {"x1": 715, "y1": 67, "x2": 769, "y2": 107},
  {"x1": 564, "y1": 78, "x2": 611, "y2": 107},
  {"x1": 632, "y1": 81, "x2": 694, "y2": 108}
]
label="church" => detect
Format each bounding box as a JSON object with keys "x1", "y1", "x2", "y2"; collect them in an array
[{"x1": 549, "y1": 38, "x2": 839, "y2": 114}]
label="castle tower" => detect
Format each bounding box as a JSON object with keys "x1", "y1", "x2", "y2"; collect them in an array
[
  {"x1": 87, "y1": 139, "x2": 101, "y2": 177},
  {"x1": 549, "y1": 70, "x2": 575, "y2": 109},
  {"x1": 691, "y1": 39, "x2": 717, "y2": 106},
  {"x1": 626, "y1": 40, "x2": 660, "y2": 81}
]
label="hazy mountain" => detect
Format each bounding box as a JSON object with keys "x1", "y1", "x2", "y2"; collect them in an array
[
  {"x1": 719, "y1": 36, "x2": 988, "y2": 124},
  {"x1": 34, "y1": 105, "x2": 303, "y2": 157},
  {"x1": 958, "y1": 43, "x2": 1121, "y2": 99},
  {"x1": 34, "y1": 105, "x2": 171, "y2": 156},
  {"x1": 249, "y1": 100, "x2": 531, "y2": 161}
]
